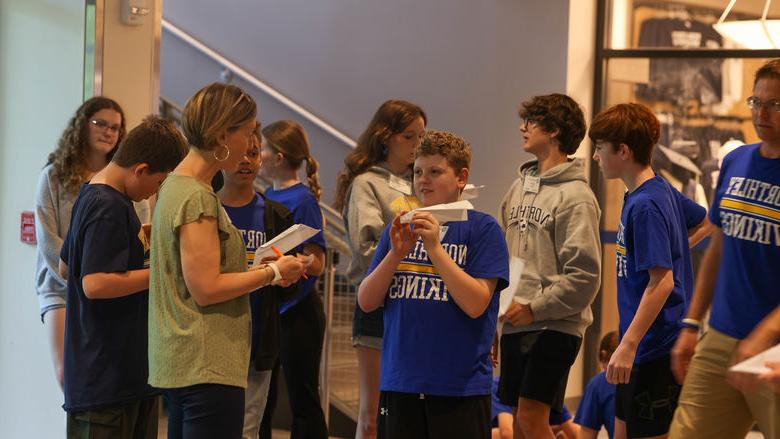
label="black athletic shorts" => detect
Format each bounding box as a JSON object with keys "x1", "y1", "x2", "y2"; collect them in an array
[
  {"x1": 615, "y1": 353, "x2": 681, "y2": 438},
  {"x1": 498, "y1": 330, "x2": 581, "y2": 412},
  {"x1": 377, "y1": 391, "x2": 491, "y2": 439}
]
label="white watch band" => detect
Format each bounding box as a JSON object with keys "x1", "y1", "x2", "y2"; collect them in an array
[{"x1": 267, "y1": 262, "x2": 282, "y2": 283}]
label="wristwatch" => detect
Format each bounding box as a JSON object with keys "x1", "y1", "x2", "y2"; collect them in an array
[{"x1": 267, "y1": 262, "x2": 282, "y2": 283}]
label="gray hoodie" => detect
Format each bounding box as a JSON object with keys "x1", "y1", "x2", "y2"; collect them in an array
[
  {"x1": 343, "y1": 163, "x2": 416, "y2": 286},
  {"x1": 499, "y1": 158, "x2": 601, "y2": 338}
]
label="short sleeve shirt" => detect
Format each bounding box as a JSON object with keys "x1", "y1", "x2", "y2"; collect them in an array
[
  {"x1": 60, "y1": 184, "x2": 156, "y2": 411},
  {"x1": 369, "y1": 210, "x2": 510, "y2": 396},
  {"x1": 148, "y1": 174, "x2": 250, "y2": 389}
]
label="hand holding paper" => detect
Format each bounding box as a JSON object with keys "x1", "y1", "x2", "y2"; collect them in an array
[
  {"x1": 730, "y1": 344, "x2": 780, "y2": 375},
  {"x1": 252, "y1": 224, "x2": 320, "y2": 267}
]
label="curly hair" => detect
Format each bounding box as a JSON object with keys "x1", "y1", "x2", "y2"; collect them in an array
[
  {"x1": 262, "y1": 120, "x2": 322, "y2": 201},
  {"x1": 333, "y1": 99, "x2": 426, "y2": 211},
  {"x1": 46, "y1": 97, "x2": 126, "y2": 194},
  {"x1": 416, "y1": 129, "x2": 471, "y2": 172},
  {"x1": 518, "y1": 93, "x2": 586, "y2": 155}
]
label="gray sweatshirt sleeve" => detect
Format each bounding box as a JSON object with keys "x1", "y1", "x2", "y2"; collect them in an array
[
  {"x1": 34, "y1": 167, "x2": 68, "y2": 315},
  {"x1": 346, "y1": 179, "x2": 385, "y2": 281},
  {"x1": 529, "y1": 200, "x2": 602, "y2": 321}
]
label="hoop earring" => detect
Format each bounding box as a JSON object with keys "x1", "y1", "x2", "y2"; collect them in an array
[{"x1": 214, "y1": 144, "x2": 230, "y2": 162}]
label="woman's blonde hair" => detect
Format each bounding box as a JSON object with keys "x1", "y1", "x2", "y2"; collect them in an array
[
  {"x1": 333, "y1": 99, "x2": 426, "y2": 211},
  {"x1": 181, "y1": 83, "x2": 257, "y2": 151},
  {"x1": 47, "y1": 96, "x2": 126, "y2": 194},
  {"x1": 262, "y1": 120, "x2": 321, "y2": 201}
]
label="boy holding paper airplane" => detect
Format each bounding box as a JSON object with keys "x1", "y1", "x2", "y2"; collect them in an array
[
  {"x1": 358, "y1": 129, "x2": 509, "y2": 438},
  {"x1": 497, "y1": 93, "x2": 601, "y2": 439}
]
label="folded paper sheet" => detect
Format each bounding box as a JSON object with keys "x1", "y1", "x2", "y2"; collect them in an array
[
  {"x1": 730, "y1": 343, "x2": 780, "y2": 375},
  {"x1": 252, "y1": 224, "x2": 320, "y2": 267},
  {"x1": 499, "y1": 257, "x2": 526, "y2": 317},
  {"x1": 399, "y1": 200, "x2": 473, "y2": 224}
]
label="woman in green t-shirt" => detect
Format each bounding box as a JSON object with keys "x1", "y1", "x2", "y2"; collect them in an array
[{"x1": 148, "y1": 83, "x2": 308, "y2": 438}]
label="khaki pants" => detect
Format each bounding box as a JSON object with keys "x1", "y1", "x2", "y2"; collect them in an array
[{"x1": 669, "y1": 328, "x2": 780, "y2": 439}]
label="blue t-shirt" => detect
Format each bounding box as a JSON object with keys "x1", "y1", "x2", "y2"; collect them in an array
[
  {"x1": 616, "y1": 175, "x2": 705, "y2": 363},
  {"x1": 222, "y1": 193, "x2": 268, "y2": 361},
  {"x1": 709, "y1": 144, "x2": 780, "y2": 339},
  {"x1": 491, "y1": 377, "x2": 571, "y2": 424},
  {"x1": 265, "y1": 183, "x2": 326, "y2": 313},
  {"x1": 60, "y1": 184, "x2": 156, "y2": 411},
  {"x1": 368, "y1": 210, "x2": 510, "y2": 396},
  {"x1": 574, "y1": 371, "x2": 615, "y2": 438}
]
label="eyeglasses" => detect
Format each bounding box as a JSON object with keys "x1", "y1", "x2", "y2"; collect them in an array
[
  {"x1": 746, "y1": 96, "x2": 780, "y2": 113},
  {"x1": 521, "y1": 118, "x2": 539, "y2": 132},
  {"x1": 90, "y1": 119, "x2": 122, "y2": 134}
]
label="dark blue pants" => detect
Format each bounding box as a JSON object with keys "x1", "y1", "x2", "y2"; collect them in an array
[{"x1": 165, "y1": 383, "x2": 245, "y2": 439}]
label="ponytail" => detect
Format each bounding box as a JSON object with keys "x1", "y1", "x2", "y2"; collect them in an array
[
  {"x1": 262, "y1": 120, "x2": 321, "y2": 200},
  {"x1": 305, "y1": 155, "x2": 321, "y2": 201}
]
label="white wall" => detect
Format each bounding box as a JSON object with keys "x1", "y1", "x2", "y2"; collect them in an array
[{"x1": 0, "y1": 0, "x2": 84, "y2": 436}]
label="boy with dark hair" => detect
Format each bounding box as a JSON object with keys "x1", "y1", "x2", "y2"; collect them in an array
[
  {"x1": 590, "y1": 103, "x2": 707, "y2": 439},
  {"x1": 498, "y1": 93, "x2": 601, "y2": 439},
  {"x1": 669, "y1": 58, "x2": 780, "y2": 439},
  {"x1": 574, "y1": 331, "x2": 618, "y2": 439},
  {"x1": 358, "y1": 129, "x2": 509, "y2": 438},
  {"x1": 59, "y1": 115, "x2": 188, "y2": 438}
]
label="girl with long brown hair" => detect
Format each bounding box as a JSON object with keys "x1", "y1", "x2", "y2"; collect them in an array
[{"x1": 333, "y1": 99, "x2": 426, "y2": 439}]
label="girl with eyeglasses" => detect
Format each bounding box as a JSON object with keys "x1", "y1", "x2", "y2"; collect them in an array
[
  {"x1": 148, "y1": 83, "x2": 308, "y2": 438},
  {"x1": 34, "y1": 96, "x2": 128, "y2": 390}
]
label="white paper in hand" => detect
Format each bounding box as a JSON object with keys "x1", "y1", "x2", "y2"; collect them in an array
[
  {"x1": 252, "y1": 224, "x2": 320, "y2": 267},
  {"x1": 461, "y1": 184, "x2": 485, "y2": 201},
  {"x1": 499, "y1": 257, "x2": 526, "y2": 317},
  {"x1": 729, "y1": 343, "x2": 780, "y2": 375},
  {"x1": 399, "y1": 200, "x2": 472, "y2": 224}
]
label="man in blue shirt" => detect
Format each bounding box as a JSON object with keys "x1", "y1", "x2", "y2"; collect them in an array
[
  {"x1": 669, "y1": 58, "x2": 780, "y2": 439},
  {"x1": 590, "y1": 103, "x2": 708, "y2": 439}
]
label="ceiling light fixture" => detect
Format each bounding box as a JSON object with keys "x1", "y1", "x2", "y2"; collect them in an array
[{"x1": 713, "y1": 0, "x2": 780, "y2": 49}]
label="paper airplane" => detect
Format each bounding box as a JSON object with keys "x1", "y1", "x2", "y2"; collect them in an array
[
  {"x1": 400, "y1": 200, "x2": 472, "y2": 224},
  {"x1": 730, "y1": 343, "x2": 780, "y2": 375},
  {"x1": 461, "y1": 184, "x2": 485, "y2": 201},
  {"x1": 252, "y1": 224, "x2": 320, "y2": 267}
]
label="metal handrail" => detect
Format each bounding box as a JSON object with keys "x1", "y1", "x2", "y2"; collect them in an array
[{"x1": 161, "y1": 18, "x2": 357, "y2": 149}]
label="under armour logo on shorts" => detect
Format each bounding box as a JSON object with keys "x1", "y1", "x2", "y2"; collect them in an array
[{"x1": 380, "y1": 407, "x2": 389, "y2": 416}]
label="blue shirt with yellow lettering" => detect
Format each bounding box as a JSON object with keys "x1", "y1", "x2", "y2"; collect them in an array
[
  {"x1": 368, "y1": 210, "x2": 509, "y2": 396},
  {"x1": 616, "y1": 176, "x2": 705, "y2": 363},
  {"x1": 709, "y1": 143, "x2": 780, "y2": 339}
]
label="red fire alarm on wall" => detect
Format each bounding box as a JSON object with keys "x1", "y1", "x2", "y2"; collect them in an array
[{"x1": 21, "y1": 211, "x2": 36, "y2": 244}]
